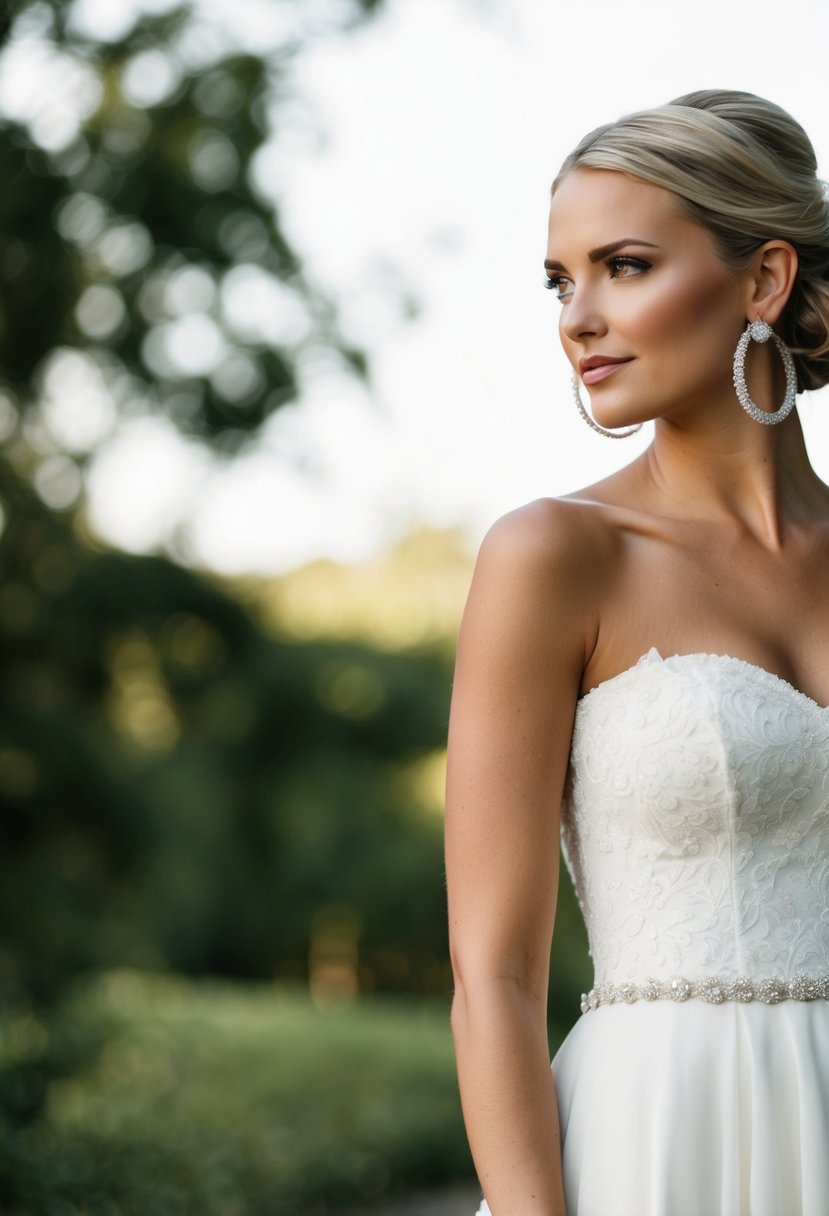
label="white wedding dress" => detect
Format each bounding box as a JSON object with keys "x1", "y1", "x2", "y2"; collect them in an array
[{"x1": 475, "y1": 648, "x2": 829, "y2": 1216}]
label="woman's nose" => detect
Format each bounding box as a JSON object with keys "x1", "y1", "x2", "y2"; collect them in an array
[{"x1": 559, "y1": 289, "x2": 607, "y2": 344}]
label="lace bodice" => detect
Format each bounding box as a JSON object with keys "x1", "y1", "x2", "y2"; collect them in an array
[{"x1": 561, "y1": 649, "x2": 829, "y2": 989}]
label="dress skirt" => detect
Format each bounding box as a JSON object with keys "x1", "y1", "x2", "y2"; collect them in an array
[{"x1": 475, "y1": 1000, "x2": 829, "y2": 1216}]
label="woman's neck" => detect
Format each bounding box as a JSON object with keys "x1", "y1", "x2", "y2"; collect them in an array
[{"x1": 637, "y1": 407, "x2": 828, "y2": 548}]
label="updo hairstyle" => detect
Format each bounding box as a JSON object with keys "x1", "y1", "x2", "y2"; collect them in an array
[{"x1": 553, "y1": 90, "x2": 829, "y2": 392}]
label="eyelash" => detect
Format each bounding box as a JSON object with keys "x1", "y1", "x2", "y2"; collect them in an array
[{"x1": 544, "y1": 256, "x2": 652, "y2": 302}]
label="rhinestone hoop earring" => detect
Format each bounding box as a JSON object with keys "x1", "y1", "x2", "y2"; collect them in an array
[
  {"x1": 732, "y1": 320, "x2": 797, "y2": 426},
  {"x1": 570, "y1": 372, "x2": 642, "y2": 439}
]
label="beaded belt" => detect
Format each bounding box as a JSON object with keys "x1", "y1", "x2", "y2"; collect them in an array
[{"x1": 580, "y1": 973, "x2": 829, "y2": 1015}]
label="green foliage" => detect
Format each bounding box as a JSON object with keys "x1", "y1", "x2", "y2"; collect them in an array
[
  {"x1": 0, "y1": 973, "x2": 474, "y2": 1215},
  {"x1": 0, "y1": 455, "x2": 455, "y2": 1005},
  {"x1": 0, "y1": 0, "x2": 380, "y2": 451}
]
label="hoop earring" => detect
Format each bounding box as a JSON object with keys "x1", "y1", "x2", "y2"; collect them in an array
[
  {"x1": 570, "y1": 372, "x2": 642, "y2": 439},
  {"x1": 732, "y1": 320, "x2": 797, "y2": 425}
]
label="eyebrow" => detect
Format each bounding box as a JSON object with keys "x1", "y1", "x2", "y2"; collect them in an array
[{"x1": 543, "y1": 238, "x2": 660, "y2": 272}]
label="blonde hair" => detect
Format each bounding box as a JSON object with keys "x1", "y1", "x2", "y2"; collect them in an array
[{"x1": 554, "y1": 90, "x2": 829, "y2": 391}]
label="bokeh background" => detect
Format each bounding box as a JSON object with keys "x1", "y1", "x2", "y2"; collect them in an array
[{"x1": 2, "y1": 0, "x2": 829, "y2": 1212}]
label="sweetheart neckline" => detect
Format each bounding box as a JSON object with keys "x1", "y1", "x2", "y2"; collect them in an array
[{"x1": 578, "y1": 648, "x2": 829, "y2": 714}]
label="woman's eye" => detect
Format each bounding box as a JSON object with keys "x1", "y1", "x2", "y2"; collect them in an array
[
  {"x1": 544, "y1": 275, "x2": 573, "y2": 302},
  {"x1": 608, "y1": 256, "x2": 650, "y2": 279},
  {"x1": 543, "y1": 257, "x2": 649, "y2": 300}
]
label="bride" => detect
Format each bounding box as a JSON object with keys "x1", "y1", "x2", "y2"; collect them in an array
[{"x1": 445, "y1": 90, "x2": 829, "y2": 1216}]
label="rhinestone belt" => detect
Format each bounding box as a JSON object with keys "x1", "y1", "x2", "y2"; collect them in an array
[{"x1": 580, "y1": 974, "x2": 829, "y2": 1015}]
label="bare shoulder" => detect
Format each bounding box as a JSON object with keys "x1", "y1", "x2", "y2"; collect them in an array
[
  {"x1": 473, "y1": 495, "x2": 623, "y2": 607},
  {"x1": 481, "y1": 493, "x2": 622, "y2": 558},
  {"x1": 459, "y1": 495, "x2": 625, "y2": 682}
]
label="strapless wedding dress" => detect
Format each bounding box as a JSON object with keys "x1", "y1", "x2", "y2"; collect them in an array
[{"x1": 475, "y1": 649, "x2": 829, "y2": 1216}]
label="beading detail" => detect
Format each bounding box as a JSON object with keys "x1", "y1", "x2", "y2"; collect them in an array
[
  {"x1": 570, "y1": 371, "x2": 643, "y2": 439},
  {"x1": 579, "y1": 973, "x2": 829, "y2": 1015},
  {"x1": 732, "y1": 320, "x2": 797, "y2": 425}
]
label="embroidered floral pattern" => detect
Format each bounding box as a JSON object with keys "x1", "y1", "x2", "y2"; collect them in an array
[{"x1": 561, "y1": 650, "x2": 829, "y2": 990}]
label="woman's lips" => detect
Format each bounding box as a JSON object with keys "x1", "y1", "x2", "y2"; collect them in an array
[{"x1": 580, "y1": 359, "x2": 633, "y2": 386}]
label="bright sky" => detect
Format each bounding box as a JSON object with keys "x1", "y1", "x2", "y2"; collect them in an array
[{"x1": 20, "y1": 0, "x2": 829, "y2": 571}]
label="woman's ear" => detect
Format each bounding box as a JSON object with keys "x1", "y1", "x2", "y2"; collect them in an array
[{"x1": 745, "y1": 240, "x2": 799, "y2": 325}]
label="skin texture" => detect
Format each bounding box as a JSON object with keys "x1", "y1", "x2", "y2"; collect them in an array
[{"x1": 445, "y1": 168, "x2": 829, "y2": 1215}]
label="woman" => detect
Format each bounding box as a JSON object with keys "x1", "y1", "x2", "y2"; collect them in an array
[{"x1": 445, "y1": 90, "x2": 829, "y2": 1216}]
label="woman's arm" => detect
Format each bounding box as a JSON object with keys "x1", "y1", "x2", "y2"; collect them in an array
[{"x1": 445, "y1": 502, "x2": 591, "y2": 1216}]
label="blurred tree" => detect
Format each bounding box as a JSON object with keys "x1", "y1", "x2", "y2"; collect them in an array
[
  {"x1": 0, "y1": 0, "x2": 464, "y2": 1015},
  {"x1": 0, "y1": 0, "x2": 376, "y2": 463},
  {"x1": 1, "y1": 444, "x2": 453, "y2": 1002},
  {"x1": 0, "y1": 0, "x2": 419, "y2": 1001}
]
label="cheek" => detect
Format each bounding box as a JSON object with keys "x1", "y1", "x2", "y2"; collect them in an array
[{"x1": 627, "y1": 269, "x2": 738, "y2": 353}]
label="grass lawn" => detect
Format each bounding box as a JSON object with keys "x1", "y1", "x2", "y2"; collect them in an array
[{"x1": 0, "y1": 972, "x2": 476, "y2": 1215}]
